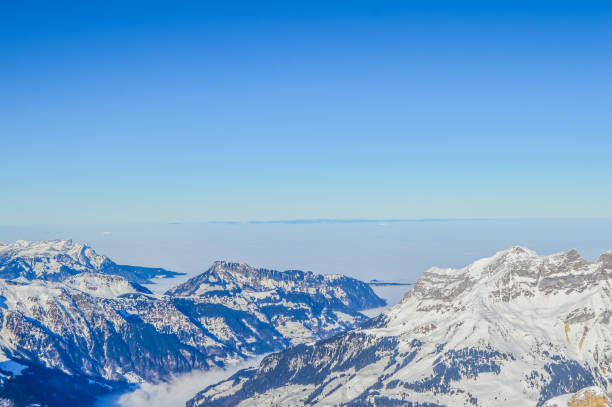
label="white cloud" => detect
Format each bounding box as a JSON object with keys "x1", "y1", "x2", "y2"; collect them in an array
[{"x1": 94, "y1": 357, "x2": 263, "y2": 407}]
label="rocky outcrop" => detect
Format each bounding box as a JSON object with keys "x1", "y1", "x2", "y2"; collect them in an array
[{"x1": 543, "y1": 386, "x2": 609, "y2": 407}]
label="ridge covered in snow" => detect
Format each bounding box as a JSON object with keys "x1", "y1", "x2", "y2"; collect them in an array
[
  {"x1": 63, "y1": 272, "x2": 153, "y2": 298},
  {"x1": 168, "y1": 261, "x2": 385, "y2": 309},
  {"x1": 0, "y1": 239, "x2": 183, "y2": 283},
  {"x1": 189, "y1": 247, "x2": 612, "y2": 407},
  {"x1": 0, "y1": 251, "x2": 383, "y2": 407},
  {"x1": 165, "y1": 261, "x2": 385, "y2": 346}
]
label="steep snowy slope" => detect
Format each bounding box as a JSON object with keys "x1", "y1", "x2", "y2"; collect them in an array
[
  {"x1": 0, "y1": 240, "x2": 182, "y2": 283},
  {"x1": 167, "y1": 261, "x2": 385, "y2": 344},
  {"x1": 189, "y1": 247, "x2": 612, "y2": 407},
  {"x1": 64, "y1": 272, "x2": 153, "y2": 297},
  {"x1": 0, "y1": 278, "x2": 215, "y2": 383}
]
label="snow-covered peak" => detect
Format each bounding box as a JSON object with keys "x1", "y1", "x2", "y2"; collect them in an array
[
  {"x1": 373, "y1": 246, "x2": 612, "y2": 399},
  {"x1": 406, "y1": 247, "x2": 602, "y2": 308},
  {"x1": 0, "y1": 239, "x2": 107, "y2": 268},
  {"x1": 167, "y1": 261, "x2": 385, "y2": 311},
  {"x1": 599, "y1": 250, "x2": 612, "y2": 265},
  {"x1": 0, "y1": 239, "x2": 109, "y2": 280},
  {"x1": 192, "y1": 247, "x2": 612, "y2": 407},
  {"x1": 0, "y1": 239, "x2": 181, "y2": 283},
  {"x1": 204, "y1": 261, "x2": 355, "y2": 288}
]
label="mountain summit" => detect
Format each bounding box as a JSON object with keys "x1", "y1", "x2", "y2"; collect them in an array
[
  {"x1": 168, "y1": 260, "x2": 384, "y2": 310},
  {"x1": 167, "y1": 261, "x2": 385, "y2": 345},
  {"x1": 0, "y1": 239, "x2": 182, "y2": 283},
  {"x1": 189, "y1": 247, "x2": 612, "y2": 407}
]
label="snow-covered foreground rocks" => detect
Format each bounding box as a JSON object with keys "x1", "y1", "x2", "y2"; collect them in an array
[
  {"x1": 543, "y1": 386, "x2": 609, "y2": 407},
  {"x1": 189, "y1": 247, "x2": 612, "y2": 407}
]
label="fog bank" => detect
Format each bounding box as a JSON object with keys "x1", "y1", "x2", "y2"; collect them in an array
[{"x1": 94, "y1": 357, "x2": 263, "y2": 407}]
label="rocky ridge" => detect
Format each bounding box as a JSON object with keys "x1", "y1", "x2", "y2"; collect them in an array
[{"x1": 189, "y1": 247, "x2": 612, "y2": 407}]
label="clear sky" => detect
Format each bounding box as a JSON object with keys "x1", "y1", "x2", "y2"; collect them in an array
[{"x1": 1, "y1": 1, "x2": 611, "y2": 225}]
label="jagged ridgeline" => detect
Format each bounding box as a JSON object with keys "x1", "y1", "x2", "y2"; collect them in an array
[
  {"x1": 0, "y1": 240, "x2": 384, "y2": 407},
  {"x1": 189, "y1": 247, "x2": 612, "y2": 407}
]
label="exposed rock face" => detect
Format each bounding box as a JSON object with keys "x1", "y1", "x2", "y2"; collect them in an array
[
  {"x1": 543, "y1": 386, "x2": 610, "y2": 407},
  {"x1": 0, "y1": 240, "x2": 182, "y2": 283},
  {"x1": 189, "y1": 247, "x2": 612, "y2": 407},
  {"x1": 0, "y1": 250, "x2": 383, "y2": 407}
]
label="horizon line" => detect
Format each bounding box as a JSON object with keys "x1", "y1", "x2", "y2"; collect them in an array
[
  {"x1": 205, "y1": 217, "x2": 492, "y2": 225},
  {"x1": 2, "y1": 216, "x2": 611, "y2": 227},
  {"x1": 195, "y1": 216, "x2": 611, "y2": 225}
]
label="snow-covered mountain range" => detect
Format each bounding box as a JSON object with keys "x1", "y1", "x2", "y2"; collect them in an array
[
  {"x1": 0, "y1": 240, "x2": 384, "y2": 407},
  {"x1": 168, "y1": 261, "x2": 383, "y2": 310},
  {"x1": 189, "y1": 247, "x2": 612, "y2": 407},
  {"x1": 0, "y1": 239, "x2": 182, "y2": 283},
  {"x1": 167, "y1": 261, "x2": 384, "y2": 344}
]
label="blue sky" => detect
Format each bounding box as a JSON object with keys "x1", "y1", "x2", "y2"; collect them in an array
[{"x1": 1, "y1": 1, "x2": 611, "y2": 224}]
